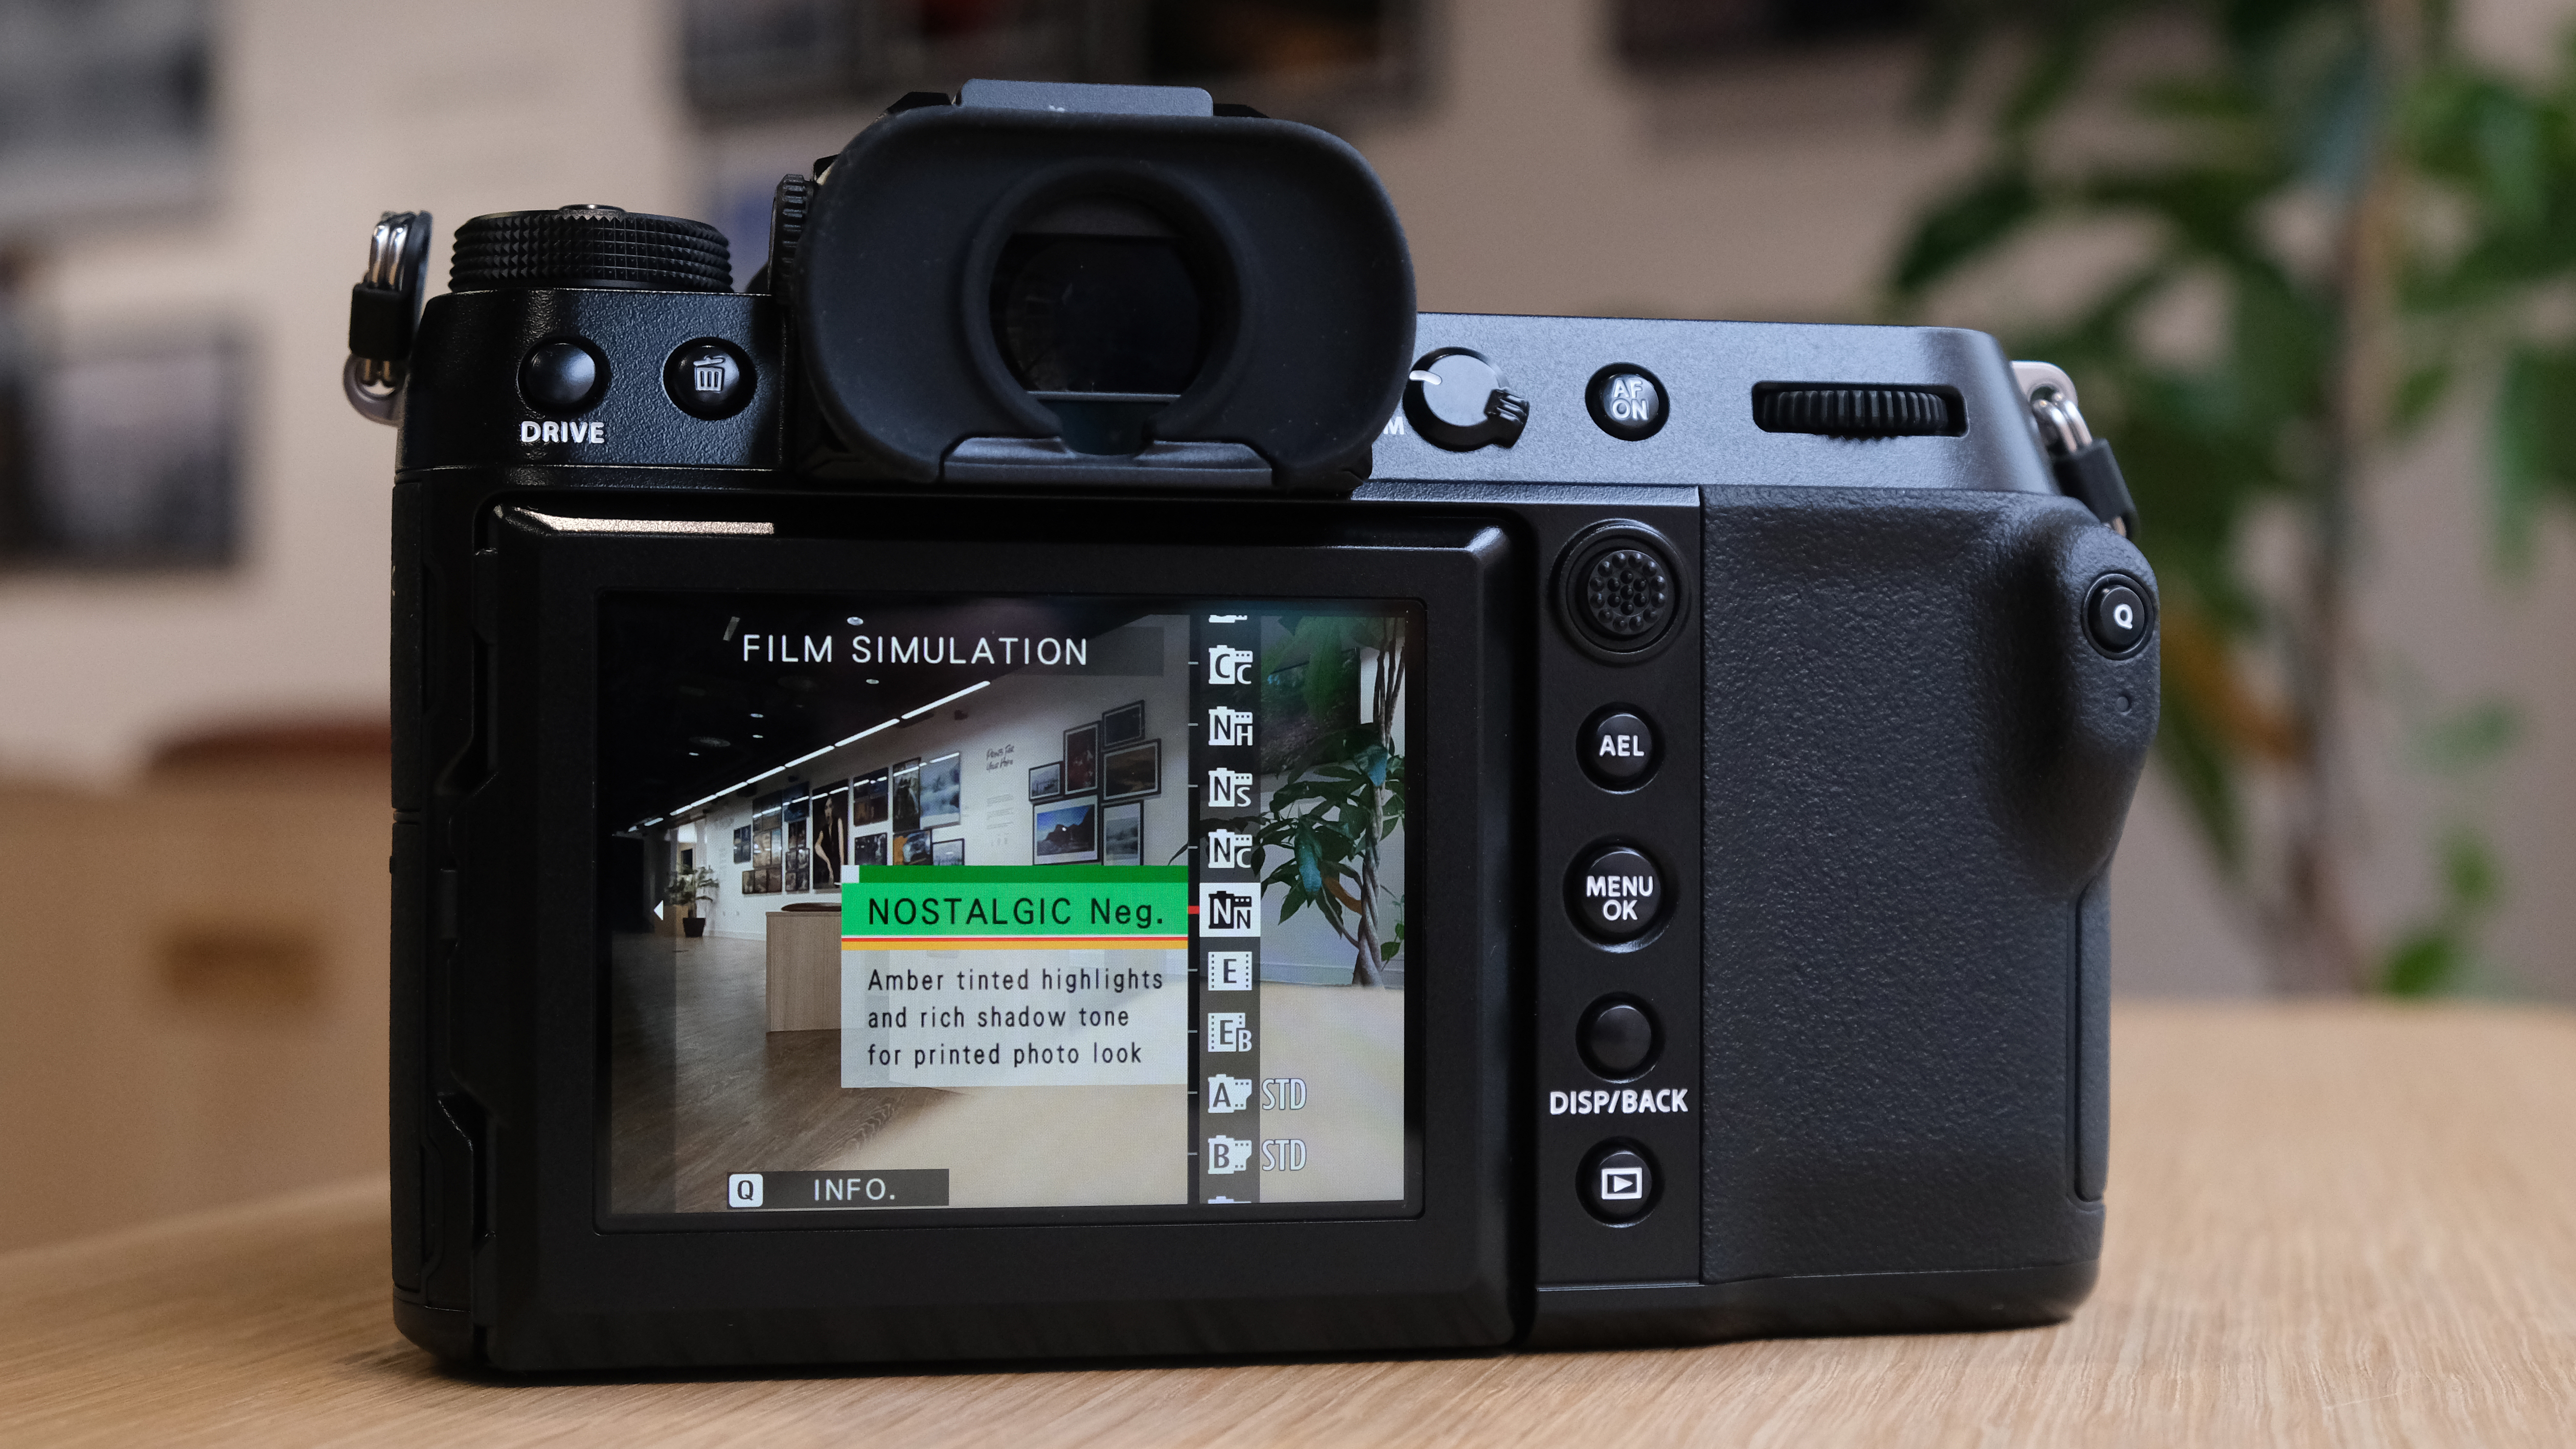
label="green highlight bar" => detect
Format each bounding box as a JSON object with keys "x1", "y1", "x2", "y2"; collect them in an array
[{"x1": 844, "y1": 864, "x2": 1190, "y2": 944}]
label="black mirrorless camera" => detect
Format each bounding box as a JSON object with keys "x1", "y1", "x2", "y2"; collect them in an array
[{"x1": 345, "y1": 79, "x2": 2156, "y2": 1371}]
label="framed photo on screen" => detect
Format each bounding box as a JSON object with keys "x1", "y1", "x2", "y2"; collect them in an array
[
  {"x1": 891, "y1": 759, "x2": 923, "y2": 834},
  {"x1": 851, "y1": 769, "x2": 889, "y2": 827},
  {"x1": 1027, "y1": 760, "x2": 1062, "y2": 802},
  {"x1": 919, "y1": 752, "x2": 963, "y2": 828},
  {"x1": 1062, "y1": 724, "x2": 1099, "y2": 795},
  {"x1": 1102, "y1": 800, "x2": 1142, "y2": 867},
  {"x1": 1101, "y1": 739, "x2": 1160, "y2": 802},
  {"x1": 1032, "y1": 796, "x2": 1098, "y2": 865},
  {"x1": 1100, "y1": 700, "x2": 1146, "y2": 747}
]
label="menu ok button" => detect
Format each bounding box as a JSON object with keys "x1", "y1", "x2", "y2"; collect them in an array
[{"x1": 1569, "y1": 844, "x2": 1663, "y2": 943}]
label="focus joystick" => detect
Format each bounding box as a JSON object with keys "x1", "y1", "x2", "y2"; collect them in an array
[{"x1": 1404, "y1": 348, "x2": 1529, "y2": 451}]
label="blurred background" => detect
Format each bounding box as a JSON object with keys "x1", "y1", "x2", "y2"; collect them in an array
[{"x1": 1, "y1": 0, "x2": 2568, "y2": 1252}]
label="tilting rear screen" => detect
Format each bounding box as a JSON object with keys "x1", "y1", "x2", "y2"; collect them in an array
[{"x1": 599, "y1": 593, "x2": 1417, "y2": 1222}]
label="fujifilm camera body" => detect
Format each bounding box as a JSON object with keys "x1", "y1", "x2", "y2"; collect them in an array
[{"x1": 348, "y1": 80, "x2": 2156, "y2": 1371}]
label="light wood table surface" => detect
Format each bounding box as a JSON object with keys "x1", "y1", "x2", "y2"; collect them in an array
[{"x1": 6, "y1": 1002, "x2": 2573, "y2": 1446}]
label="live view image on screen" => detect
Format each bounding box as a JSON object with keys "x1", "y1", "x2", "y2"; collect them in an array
[{"x1": 600, "y1": 594, "x2": 1417, "y2": 1222}]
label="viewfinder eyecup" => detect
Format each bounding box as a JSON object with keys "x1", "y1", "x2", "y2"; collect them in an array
[{"x1": 793, "y1": 85, "x2": 1414, "y2": 489}]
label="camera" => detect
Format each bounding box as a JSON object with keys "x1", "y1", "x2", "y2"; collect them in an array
[{"x1": 348, "y1": 79, "x2": 2156, "y2": 1371}]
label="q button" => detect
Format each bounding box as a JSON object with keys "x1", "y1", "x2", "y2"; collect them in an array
[
  {"x1": 1569, "y1": 844, "x2": 1663, "y2": 944},
  {"x1": 2086, "y1": 575, "x2": 2152, "y2": 657}
]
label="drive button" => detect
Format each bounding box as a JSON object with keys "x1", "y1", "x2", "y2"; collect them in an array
[{"x1": 1569, "y1": 844, "x2": 1662, "y2": 943}]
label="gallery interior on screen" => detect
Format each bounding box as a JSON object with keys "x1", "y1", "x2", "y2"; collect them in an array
[{"x1": 635, "y1": 614, "x2": 1409, "y2": 986}]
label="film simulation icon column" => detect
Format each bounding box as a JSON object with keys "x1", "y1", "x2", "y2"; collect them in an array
[{"x1": 1193, "y1": 613, "x2": 1263, "y2": 1204}]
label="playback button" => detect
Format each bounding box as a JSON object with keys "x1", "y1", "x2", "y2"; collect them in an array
[
  {"x1": 1580, "y1": 1142, "x2": 1657, "y2": 1223},
  {"x1": 1569, "y1": 843, "x2": 1663, "y2": 943}
]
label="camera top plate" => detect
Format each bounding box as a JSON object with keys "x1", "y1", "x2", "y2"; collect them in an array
[{"x1": 797, "y1": 94, "x2": 1414, "y2": 490}]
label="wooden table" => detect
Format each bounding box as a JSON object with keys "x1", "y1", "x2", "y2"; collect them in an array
[{"x1": 7, "y1": 1003, "x2": 2573, "y2": 1446}]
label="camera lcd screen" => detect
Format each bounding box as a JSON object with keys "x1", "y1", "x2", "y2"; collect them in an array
[{"x1": 600, "y1": 593, "x2": 1418, "y2": 1223}]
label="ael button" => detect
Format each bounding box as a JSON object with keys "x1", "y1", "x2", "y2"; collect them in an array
[
  {"x1": 1569, "y1": 844, "x2": 1662, "y2": 944},
  {"x1": 2086, "y1": 574, "x2": 2152, "y2": 657},
  {"x1": 1579, "y1": 998, "x2": 1658, "y2": 1079},
  {"x1": 520, "y1": 340, "x2": 605, "y2": 416},
  {"x1": 1580, "y1": 1143, "x2": 1657, "y2": 1223},
  {"x1": 665, "y1": 338, "x2": 755, "y2": 420},
  {"x1": 1581, "y1": 707, "x2": 1658, "y2": 789}
]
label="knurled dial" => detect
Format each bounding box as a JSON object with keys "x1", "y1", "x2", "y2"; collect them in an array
[{"x1": 1583, "y1": 549, "x2": 1674, "y2": 640}]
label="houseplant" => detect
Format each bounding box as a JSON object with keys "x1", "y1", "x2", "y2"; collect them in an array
[
  {"x1": 663, "y1": 864, "x2": 717, "y2": 938},
  {"x1": 1894, "y1": 0, "x2": 2569, "y2": 991}
]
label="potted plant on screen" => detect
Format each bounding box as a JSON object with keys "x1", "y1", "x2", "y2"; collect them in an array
[
  {"x1": 1254, "y1": 615, "x2": 1409, "y2": 986},
  {"x1": 664, "y1": 865, "x2": 717, "y2": 938}
]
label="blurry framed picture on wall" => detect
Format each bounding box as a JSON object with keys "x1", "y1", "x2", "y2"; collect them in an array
[{"x1": 1, "y1": 332, "x2": 240, "y2": 567}]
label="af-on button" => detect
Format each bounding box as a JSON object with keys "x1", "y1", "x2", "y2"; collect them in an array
[{"x1": 1568, "y1": 843, "x2": 1663, "y2": 944}]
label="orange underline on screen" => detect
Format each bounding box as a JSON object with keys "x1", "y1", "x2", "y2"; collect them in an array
[{"x1": 841, "y1": 936, "x2": 1188, "y2": 951}]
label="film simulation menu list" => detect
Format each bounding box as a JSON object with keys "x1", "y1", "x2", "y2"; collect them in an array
[{"x1": 1193, "y1": 612, "x2": 1267, "y2": 1203}]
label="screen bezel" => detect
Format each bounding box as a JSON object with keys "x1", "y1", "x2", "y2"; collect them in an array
[
  {"x1": 487, "y1": 493, "x2": 1521, "y2": 1344},
  {"x1": 593, "y1": 588, "x2": 1429, "y2": 1231}
]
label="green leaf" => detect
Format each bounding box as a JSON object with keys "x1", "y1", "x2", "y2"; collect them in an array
[
  {"x1": 2439, "y1": 829, "x2": 2502, "y2": 914},
  {"x1": 2391, "y1": 362, "x2": 2451, "y2": 435},
  {"x1": 2491, "y1": 343, "x2": 2576, "y2": 571},
  {"x1": 2379, "y1": 929, "x2": 2462, "y2": 996},
  {"x1": 1892, "y1": 166, "x2": 2042, "y2": 298},
  {"x1": 1295, "y1": 826, "x2": 1325, "y2": 898},
  {"x1": 2410, "y1": 699, "x2": 2522, "y2": 775}
]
